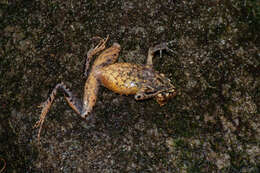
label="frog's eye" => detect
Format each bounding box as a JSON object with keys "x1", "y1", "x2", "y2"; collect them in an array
[{"x1": 135, "y1": 94, "x2": 144, "y2": 100}]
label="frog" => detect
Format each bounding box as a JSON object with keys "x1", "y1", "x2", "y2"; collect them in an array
[{"x1": 34, "y1": 36, "x2": 177, "y2": 141}]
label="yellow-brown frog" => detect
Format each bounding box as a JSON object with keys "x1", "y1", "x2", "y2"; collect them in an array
[{"x1": 34, "y1": 36, "x2": 176, "y2": 140}]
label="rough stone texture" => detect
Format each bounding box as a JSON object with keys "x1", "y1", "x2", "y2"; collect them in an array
[{"x1": 0, "y1": 0, "x2": 259, "y2": 172}]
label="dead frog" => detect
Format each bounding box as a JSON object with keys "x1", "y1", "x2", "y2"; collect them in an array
[{"x1": 34, "y1": 36, "x2": 177, "y2": 140}]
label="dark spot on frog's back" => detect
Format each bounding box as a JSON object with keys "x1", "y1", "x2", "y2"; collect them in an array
[
  {"x1": 137, "y1": 67, "x2": 155, "y2": 79},
  {"x1": 125, "y1": 70, "x2": 133, "y2": 77},
  {"x1": 155, "y1": 75, "x2": 165, "y2": 85}
]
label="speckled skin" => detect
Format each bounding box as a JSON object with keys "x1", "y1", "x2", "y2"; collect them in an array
[
  {"x1": 98, "y1": 63, "x2": 176, "y2": 103},
  {"x1": 34, "y1": 37, "x2": 176, "y2": 141}
]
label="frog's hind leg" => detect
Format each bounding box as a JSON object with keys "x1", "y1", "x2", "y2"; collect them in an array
[
  {"x1": 84, "y1": 36, "x2": 109, "y2": 77},
  {"x1": 34, "y1": 82, "x2": 83, "y2": 141},
  {"x1": 146, "y1": 41, "x2": 176, "y2": 67},
  {"x1": 84, "y1": 36, "x2": 121, "y2": 76}
]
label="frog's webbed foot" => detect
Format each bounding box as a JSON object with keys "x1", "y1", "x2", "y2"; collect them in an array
[
  {"x1": 84, "y1": 35, "x2": 109, "y2": 77},
  {"x1": 146, "y1": 40, "x2": 177, "y2": 67},
  {"x1": 33, "y1": 82, "x2": 83, "y2": 142}
]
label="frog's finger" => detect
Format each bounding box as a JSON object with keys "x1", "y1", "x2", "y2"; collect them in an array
[
  {"x1": 166, "y1": 40, "x2": 176, "y2": 46},
  {"x1": 165, "y1": 40, "x2": 178, "y2": 55},
  {"x1": 166, "y1": 47, "x2": 177, "y2": 55}
]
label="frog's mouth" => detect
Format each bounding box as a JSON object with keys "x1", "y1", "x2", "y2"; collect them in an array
[{"x1": 155, "y1": 89, "x2": 177, "y2": 106}]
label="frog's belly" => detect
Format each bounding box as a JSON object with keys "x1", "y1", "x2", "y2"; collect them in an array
[{"x1": 97, "y1": 63, "x2": 144, "y2": 95}]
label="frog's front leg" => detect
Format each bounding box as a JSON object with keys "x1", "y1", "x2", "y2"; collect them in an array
[{"x1": 146, "y1": 41, "x2": 175, "y2": 67}]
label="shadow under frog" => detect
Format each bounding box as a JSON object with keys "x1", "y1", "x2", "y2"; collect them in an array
[{"x1": 34, "y1": 36, "x2": 177, "y2": 141}]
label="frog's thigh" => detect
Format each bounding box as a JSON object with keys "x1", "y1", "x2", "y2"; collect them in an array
[{"x1": 81, "y1": 74, "x2": 99, "y2": 118}]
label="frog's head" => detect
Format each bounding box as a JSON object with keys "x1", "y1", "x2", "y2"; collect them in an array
[{"x1": 134, "y1": 71, "x2": 176, "y2": 105}]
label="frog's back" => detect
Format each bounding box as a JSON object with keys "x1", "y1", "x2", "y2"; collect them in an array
[{"x1": 97, "y1": 62, "x2": 156, "y2": 95}]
